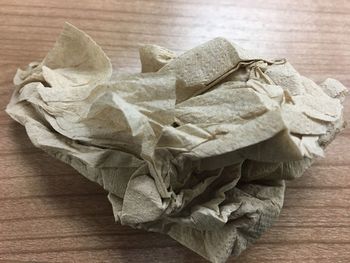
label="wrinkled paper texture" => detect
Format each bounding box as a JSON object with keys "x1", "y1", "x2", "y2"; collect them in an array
[{"x1": 6, "y1": 23, "x2": 347, "y2": 263}]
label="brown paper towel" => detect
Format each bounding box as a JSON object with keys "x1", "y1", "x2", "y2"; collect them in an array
[{"x1": 6, "y1": 23, "x2": 347, "y2": 263}]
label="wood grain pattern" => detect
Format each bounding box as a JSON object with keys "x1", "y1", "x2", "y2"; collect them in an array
[{"x1": 0, "y1": 0, "x2": 349, "y2": 262}]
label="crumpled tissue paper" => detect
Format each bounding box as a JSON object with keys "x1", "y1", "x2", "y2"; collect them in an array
[{"x1": 6, "y1": 23, "x2": 347, "y2": 263}]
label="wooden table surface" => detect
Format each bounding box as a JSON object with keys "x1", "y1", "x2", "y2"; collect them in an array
[{"x1": 0, "y1": 0, "x2": 349, "y2": 262}]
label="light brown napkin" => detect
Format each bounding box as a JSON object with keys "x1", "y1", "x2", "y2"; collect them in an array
[{"x1": 6, "y1": 23, "x2": 347, "y2": 263}]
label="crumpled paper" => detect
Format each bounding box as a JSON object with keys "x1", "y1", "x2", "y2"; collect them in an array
[{"x1": 6, "y1": 23, "x2": 347, "y2": 263}]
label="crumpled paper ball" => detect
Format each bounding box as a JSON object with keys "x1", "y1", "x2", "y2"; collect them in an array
[{"x1": 6, "y1": 23, "x2": 347, "y2": 263}]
